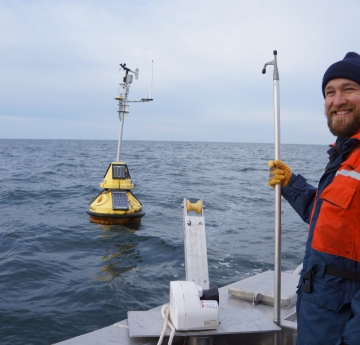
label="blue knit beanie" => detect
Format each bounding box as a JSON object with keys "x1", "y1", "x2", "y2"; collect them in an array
[{"x1": 322, "y1": 52, "x2": 360, "y2": 97}]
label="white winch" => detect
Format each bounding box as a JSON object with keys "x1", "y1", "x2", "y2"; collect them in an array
[
  {"x1": 169, "y1": 280, "x2": 219, "y2": 331},
  {"x1": 167, "y1": 199, "x2": 219, "y2": 333},
  {"x1": 127, "y1": 198, "x2": 282, "y2": 344}
]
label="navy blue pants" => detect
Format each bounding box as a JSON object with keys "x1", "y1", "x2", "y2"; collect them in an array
[{"x1": 296, "y1": 295, "x2": 352, "y2": 345}]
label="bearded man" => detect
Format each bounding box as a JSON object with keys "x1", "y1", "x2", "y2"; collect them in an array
[{"x1": 268, "y1": 52, "x2": 360, "y2": 345}]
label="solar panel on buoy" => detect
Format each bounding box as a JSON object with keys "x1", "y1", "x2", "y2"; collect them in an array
[
  {"x1": 112, "y1": 191, "x2": 128, "y2": 210},
  {"x1": 112, "y1": 165, "x2": 126, "y2": 179}
]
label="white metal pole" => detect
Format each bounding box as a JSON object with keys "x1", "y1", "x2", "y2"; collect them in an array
[
  {"x1": 116, "y1": 105, "x2": 124, "y2": 162},
  {"x1": 116, "y1": 79, "x2": 129, "y2": 162},
  {"x1": 273, "y1": 55, "x2": 281, "y2": 345},
  {"x1": 262, "y1": 51, "x2": 281, "y2": 345},
  {"x1": 273, "y1": 77, "x2": 282, "y2": 326}
]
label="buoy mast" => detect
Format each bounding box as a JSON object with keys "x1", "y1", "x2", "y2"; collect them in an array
[{"x1": 116, "y1": 62, "x2": 153, "y2": 161}]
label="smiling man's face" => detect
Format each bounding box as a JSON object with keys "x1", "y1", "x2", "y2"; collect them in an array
[{"x1": 324, "y1": 78, "x2": 360, "y2": 137}]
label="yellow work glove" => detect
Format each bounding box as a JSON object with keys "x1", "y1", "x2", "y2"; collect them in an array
[{"x1": 268, "y1": 160, "x2": 292, "y2": 188}]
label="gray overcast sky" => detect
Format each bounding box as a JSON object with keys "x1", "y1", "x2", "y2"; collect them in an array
[{"x1": 1, "y1": 0, "x2": 359, "y2": 144}]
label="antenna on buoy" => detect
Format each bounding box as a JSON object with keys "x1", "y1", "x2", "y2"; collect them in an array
[
  {"x1": 139, "y1": 60, "x2": 154, "y2": 102},
  {"x1": 116, "y1": 62, "x2": 154, "y2": 161},
  {"x1": 150, "y1": 60, "x2": 154, "y2": 100}
]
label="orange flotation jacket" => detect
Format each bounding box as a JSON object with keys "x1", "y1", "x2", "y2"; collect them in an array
[{"x1": 282, "y1": 132, "x2": 360, "y2": 345}]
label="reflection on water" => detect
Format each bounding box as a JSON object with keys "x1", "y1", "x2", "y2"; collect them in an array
[
  {"x1": 96, "y1": 224, "x2": 141, "y2": 282},
  {"x1": 97, "y1": 223, "x2": 141, "y2": 233}
]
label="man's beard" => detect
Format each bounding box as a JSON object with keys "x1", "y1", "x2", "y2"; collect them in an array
[{"x1": 325, "y1": 104, "x2": 360, "y2": 137}]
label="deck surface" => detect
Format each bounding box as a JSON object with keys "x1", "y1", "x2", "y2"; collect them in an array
[{"x1": 55, "y1": 276, "x2": 296, "y2": 345}]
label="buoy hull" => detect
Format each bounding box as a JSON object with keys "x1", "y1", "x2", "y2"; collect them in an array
[
  {"x1": 88, "y1": 162, "x2": 145, "y2": 226},
  {"x1": 87, "y1": 210, "x2": 145, "y2": 225}
]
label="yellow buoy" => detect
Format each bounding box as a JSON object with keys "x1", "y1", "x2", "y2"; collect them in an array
[
  {"x1": 87, "y1": 62, "x2": 153, "y2": 225},
  {"x1": 87, "y1": 162, "x2": 145, "y2": 225}
]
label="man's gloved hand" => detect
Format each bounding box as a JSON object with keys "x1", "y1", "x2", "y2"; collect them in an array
[{"x1": 268, "y1": 160, "x2": 292, "y2": 188}]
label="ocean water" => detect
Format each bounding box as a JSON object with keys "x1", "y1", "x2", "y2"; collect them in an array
[{"x1": 0, "y1": 139, "x2": 329, "y2": 344}]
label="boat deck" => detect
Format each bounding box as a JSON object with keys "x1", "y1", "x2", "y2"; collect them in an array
[{"x1": 55, "y1": 276, "x2": 297, "y2": 345}]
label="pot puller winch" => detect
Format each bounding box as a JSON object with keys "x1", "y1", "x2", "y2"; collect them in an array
[
  {"x1": 127, "y1": 199, "x2": 280, "y2": 345},
  {"x1": 168, "y1": 200, "x2": 219, "y2": 333},
  {"x1": 262, "y1": 50, "x2": 282, "y2": 345}
]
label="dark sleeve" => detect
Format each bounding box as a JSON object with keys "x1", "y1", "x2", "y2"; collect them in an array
[{"x1": 281, "y1": 174, "x2": 317, "y2": 224}]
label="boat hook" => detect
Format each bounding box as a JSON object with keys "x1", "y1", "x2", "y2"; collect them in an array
[{"x1": 262, "y1": 50, "x2": 282, "y2": 345}]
